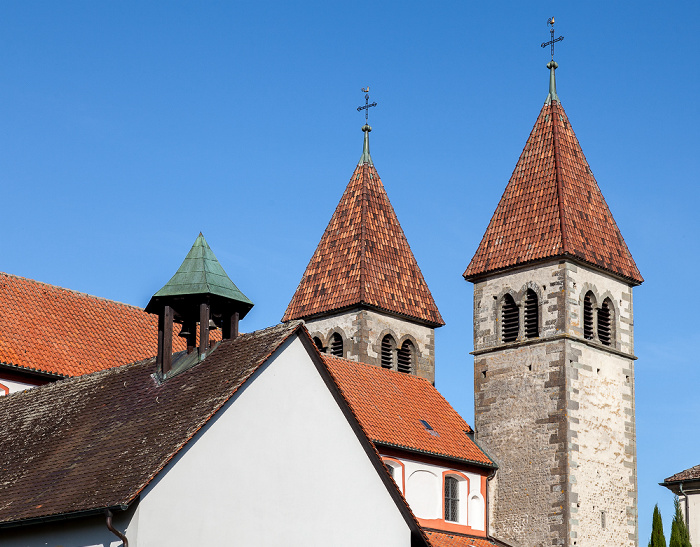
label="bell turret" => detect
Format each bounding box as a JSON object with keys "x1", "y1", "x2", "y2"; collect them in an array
[{"x1": 146, "y1": 233, "x2": 253, "y2": 376}]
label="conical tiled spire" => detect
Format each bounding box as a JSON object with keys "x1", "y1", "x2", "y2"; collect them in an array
[
  {"x1": 283, "y1": 127, "x2": 444, "y2": 326},
  {"x1": 464, "y1": 66, "x2": 642, "y2": 284}
]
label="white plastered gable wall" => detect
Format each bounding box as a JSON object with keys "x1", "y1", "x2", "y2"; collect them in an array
[{"x1": 130, "y1": 334, "x2": 414, "y2": 546}]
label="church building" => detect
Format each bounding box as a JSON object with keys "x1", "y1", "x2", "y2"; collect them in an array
[{"x1": 0, "y1": 28, "x2": 642, "y2": 547}]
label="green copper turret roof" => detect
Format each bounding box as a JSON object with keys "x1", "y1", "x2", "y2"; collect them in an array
[
  {"x1": 149, "y1": 233, "x2": 253, "y2": 311},
  {"x1": 545, "y1": 60, "x2": 560, "y2": 105},
  {"x1": 358, "y1": 124, "x2": 373, "y2": 165}
]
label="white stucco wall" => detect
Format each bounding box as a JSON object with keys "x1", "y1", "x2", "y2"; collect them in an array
[
  {"x1": 2, "y1": 506, "x2": 136, "y2": 547},
  {"x1": 134, "y1": 335, "x2": 412, "y2": 546},
  {"x1": 682, "y1": 493, "x2": 700, "y2": 547},
  {"x1": 2, "y1": 335, "x2": 413, "y2": 546},
  {"x1": 386, "y1": 455, "x2": 485, "y2": 531},
  {"x1": 0, "y1": 376, "x2": 37, "y2": 395}
]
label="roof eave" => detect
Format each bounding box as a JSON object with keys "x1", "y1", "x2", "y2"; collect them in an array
[
  {"x1": 373, "y1": 440, "x2": 497, "y2": 469},
  {"x1": 284, "y1": 301, "x2": 445, "y2": 328},
  {"x1": 464, "y1": 253, "x2": 643, "y2": 286}
]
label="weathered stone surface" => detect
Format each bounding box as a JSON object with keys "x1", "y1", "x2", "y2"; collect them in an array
[
  {"x1": 306, "y1": 308, "x2": 435, "y2": 383},
  {"x1": 472, "y1": 260, "x2": 638, "y2": 547}
]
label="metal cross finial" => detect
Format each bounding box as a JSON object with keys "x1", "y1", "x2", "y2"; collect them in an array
[
  {"x1": 541, "y1": 17, "x2": 564, "y2": 60},
  {"x1": 357, "y1": 87, "x2": 377, "y2": 124}
]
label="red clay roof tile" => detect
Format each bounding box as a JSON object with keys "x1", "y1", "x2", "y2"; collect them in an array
[
  {"x1": 425, "y1": 530, "x2": 512, "y2": 547},
  {"x1": 464, "y1": 100, "x2": 642, "y2": 284},
  {"x1": 0, "y1": 272, "x2": 218, "y2": 377},
  {"x1": 663, "y1": 464, "x2": 700, "y2": 483},
  {"x1": 283, "y1": 157, "x2": 444, "y2": 326},
  {"x1": 323, "y1": 355, "x2": 493, "y2": 466}
]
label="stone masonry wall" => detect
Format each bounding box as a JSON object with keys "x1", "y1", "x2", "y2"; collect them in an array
[
  {"x1": 474, "y1": 340, "x2": 568, "y2": 547},
  {"x1": 305, "y1": 308, "x2": 435, "y2": 382},
  {"x1": 472, "y1": 259, "x2": 638, "y2": 547}
]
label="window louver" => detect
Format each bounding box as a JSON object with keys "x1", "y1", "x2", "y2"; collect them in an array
[
  {"x1": 584, "y1": 293, "x2": 595, "y2": 340},
  {"x1": 397, "y1": 340, "x2": 413, "y2": 374},
  {"x1": 381, "y1": 335, "x2": 395, "y2": 369},
  {"x1": 313, "y1": 337, "x2": 325, "y2": 353},
  {"x1": 444, "y1": 476, "x2": 459, "y2": 522},
  {"x1": 524, "y1": 289, "x2": 539, "y2": 339},
  {"x1": 330, "y1": 333, "x2": 343, "y2": 357},
  {"x1": 501, "y1": 294, "x2": 519, "y2": 343},
  {"x1": 598, "y1": 301, "x2": 612, "y2": 346}
]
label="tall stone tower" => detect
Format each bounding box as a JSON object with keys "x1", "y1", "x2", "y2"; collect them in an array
[
  {"x1": 283, "y1": 122, "x2": 443, "y2": 382},
  {"x1": 464, "y1": 59, "x2": 643, "y2": 546}
]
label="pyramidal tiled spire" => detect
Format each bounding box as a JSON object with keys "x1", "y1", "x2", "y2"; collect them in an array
[
  {"x1": 464, "y1": 62, "x2": 642, "y2": 284},
  {"x1": 283, "y1": 125, "x2": 444, "y2": 326}
]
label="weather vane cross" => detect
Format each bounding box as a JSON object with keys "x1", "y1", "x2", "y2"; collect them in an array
[
  {"x1": 357, "y1": 87, "x2": 377, "y2": 124},
  {"x1": 541, "y1": 17, "x2": 564, "y2": 60}
]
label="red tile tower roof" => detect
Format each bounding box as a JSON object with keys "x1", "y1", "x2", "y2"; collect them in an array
[
  {"x1": 464, "y1": 65, "x2": 642, "y2": 285},
  {"x1": 283, "y1": 126, "x2": 444, "y2": 327},
  {"x1": 0, "y1": 272, "x2": 217, "y2": 378},
  {"x1": 323, "y1": 355, "x2": 493, "y2": 467}
]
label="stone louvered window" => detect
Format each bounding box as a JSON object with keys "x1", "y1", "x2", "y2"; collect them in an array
[
  {"x1": 381, "y1": 335, "x2": 396, "y2": 369},
  {"x1": 501, "y1": 294, "x2": 519, "y2": 343},
  {"x1": 397, "y1": 340, "x2": 414, "y2": 374},
  {"x1": 524, "y1": 289, "x2": 539, "y2": 339},
  {"x1": 444, "y1": 476, "x2": 459, "y2": 522},
  {"x1": 313, "y1": 337, "x2": 325, "y2": 353},
  {"x1": 330, "y1": 333, "x2": 343, "y2": 357},
  {"x1": 583, "y1": 292, "x2": 595, "y2": 340},
  {"x1": 598, "y1": 299, "x2": 613, "y2": 346}
]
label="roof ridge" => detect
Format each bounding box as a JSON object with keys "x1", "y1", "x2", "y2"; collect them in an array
[
  {"x1": 0, "y1": 271, "x2": 145, "y2": 310},
  {"x1": 551, "y1": 102, "x2": 568, "y2": 254}
]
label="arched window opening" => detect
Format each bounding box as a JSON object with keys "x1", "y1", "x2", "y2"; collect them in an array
[
  {"x1": 381, "y1": 335, "x2": 396, "y2": 369},
  {"x1": 330, "y1": 333, "x2": 343, "y2": 357},
  {"x1": 598, "y1": 300, "x2": 613, "y2": 346},
  {"x1": 397, "y1": 340, "x2": 414, "y2": 374},
  {"x1": 583, "y1": 292, "x2": 595, "y2": 340},
  {"x1": 501, "y1": 294, "x2": 519, "y2": 343},
  {"x1": 444, "y1": 476, "x2": 459, "y2": 522},
  {"x1": 312, "y1": 337, "x2": 325, "y2": 353},
  {"x1": 524, "y1": 289, "x2": 539, "y2": 339}
]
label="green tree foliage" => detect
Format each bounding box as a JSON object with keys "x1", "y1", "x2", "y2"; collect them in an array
[
  {"x1": 650, "y1": 504, "x2": 667, "y2": 547},
  {"x1": 670, "y1": 496, "x2": 692, "y2": 547}
]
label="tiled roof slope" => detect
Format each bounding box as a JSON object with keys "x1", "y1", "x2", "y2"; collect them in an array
[
  {"x1": 425, "y1": 530, "x2": 512, "y2": 547},
  {"x1": 0, "y1": 322, "x2": 300, "y2": 525},
  {"x1": 663, "y1": 464, "x2": 700, "y2": 483},
  {"x1": 324, "y1": 355, "x2": 493, "y2": 467},
  {"x1": 283, "y1": 153, "x2": 444, "y2": 326},
  {"x1": 464, "y1": 100, "x2": 642, "y2": 284},
  {"x1": 0, "y1": 272, "x2": 218, "y2": 377}
]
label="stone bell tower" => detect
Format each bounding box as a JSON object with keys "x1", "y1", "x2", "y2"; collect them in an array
[
  {"x1": 463, "y1": 48, "x2": 643, "y2": 546},
  {"x1": 283, "y1": 105, "x2": 443, "y2": 382}
]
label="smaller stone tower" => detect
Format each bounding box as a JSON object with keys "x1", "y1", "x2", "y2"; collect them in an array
[
  {"x1": 464, "y1": 56, "x2": 643, "y2": 546},
  {"x1": 283, "y1": 123, "x2": 443, "y2": 382}
]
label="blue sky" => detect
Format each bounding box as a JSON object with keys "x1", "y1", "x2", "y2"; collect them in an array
[{"x1": 2, "y1": 1, "x2": 699, "y2": 542}]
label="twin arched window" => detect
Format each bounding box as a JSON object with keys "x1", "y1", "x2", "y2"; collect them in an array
[
  {"x1": 501, "y1": 290, "x2": 539, "y2": 343},
  {"x1": 381, "y1": 335, "x2": 414, "y2": 373}
]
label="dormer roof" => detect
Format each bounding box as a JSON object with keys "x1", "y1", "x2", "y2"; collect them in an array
[
  {"x1": 464, "y1": 68, "x2": 642, "y2": 285},
  {"x1": 283, "y1": 127, "x2": 444, "y2": 327}
]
